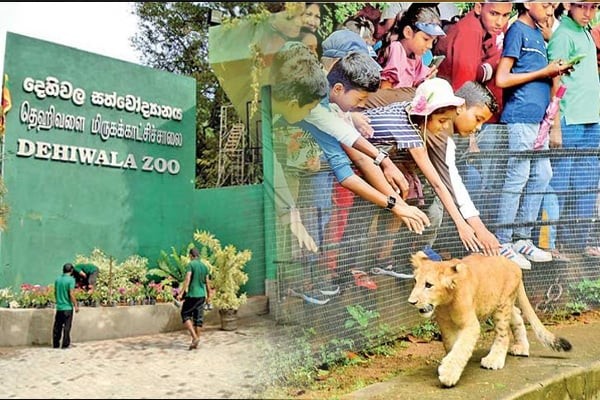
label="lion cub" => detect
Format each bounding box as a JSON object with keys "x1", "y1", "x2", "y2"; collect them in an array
[{"x1": 408, "y1": 251, "x2": 572, "y2": 388}]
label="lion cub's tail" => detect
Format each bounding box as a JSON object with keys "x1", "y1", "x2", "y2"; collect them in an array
[{"x1": 517, "y1": 282, "x2": 572, "y2": 352}]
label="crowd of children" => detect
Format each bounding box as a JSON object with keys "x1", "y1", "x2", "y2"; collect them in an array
[{"x1": 266, "y1": 2, "x2": 600, "y2": 303}]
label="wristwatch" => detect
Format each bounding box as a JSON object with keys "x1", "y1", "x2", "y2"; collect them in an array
[
  {"x1": 373, "y1": 149, "x2": 389, "y2": 166},
  {"x1": 385, "y1": 195, "x2": 396, "y2": 211}
]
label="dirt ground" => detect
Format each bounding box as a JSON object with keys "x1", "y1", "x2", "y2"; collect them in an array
[{"x1": 278, "y1": 309, "x2": 600, "y2": 400}]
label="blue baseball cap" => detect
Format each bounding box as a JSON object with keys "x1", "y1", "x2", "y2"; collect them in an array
[
  {"x1": 414, "y1": 22, "x2": 446, "y2": 37},
  {"x1": 322, "y1": 29, "x2": 382, "y2": 70}
]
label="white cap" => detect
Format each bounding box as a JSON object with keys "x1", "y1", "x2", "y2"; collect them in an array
[{"x1": 410, "y1": 78, "x2": 465, "y2": 116}]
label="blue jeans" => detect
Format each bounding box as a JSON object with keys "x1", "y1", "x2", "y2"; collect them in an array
[
  {"x1": 549, "y1": 119, "x2": 600, "y2": 249},
  {"x1": 495, "y1": 123, "x2": 552, "y2": 244},
  {"x1": 456, "y1": 124, "x2": 508, "y2": 226}
]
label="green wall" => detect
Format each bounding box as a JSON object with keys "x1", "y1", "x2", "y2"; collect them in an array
[
  {"x1": 0, "y1": 33, "x2": 265, "y2": 295},
  {"x1": 193, "y1": 185, "x2": 265, "y2": 295}
]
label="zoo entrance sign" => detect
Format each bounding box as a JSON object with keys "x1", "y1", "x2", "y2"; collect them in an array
[
  {"x1": 16, "y1": 75, "x2": 184, "y2": 175},
  {"x1": 3, "y1": 33, "x2": 195, "y2": 178},
  {"x1": 0, "y1": 32, "x2": 197, "y2": 290}
]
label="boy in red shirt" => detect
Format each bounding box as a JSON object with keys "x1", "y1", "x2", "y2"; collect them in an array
[{"x1": 435, "y1": 2, "x2": 512, "y2": 120}]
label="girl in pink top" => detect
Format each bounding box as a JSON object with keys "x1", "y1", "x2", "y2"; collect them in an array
[{"x1": 379, "y1": 4, "x2": 446, "y2": 89}]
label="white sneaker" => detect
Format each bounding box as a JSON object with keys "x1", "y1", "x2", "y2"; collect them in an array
[
  {"x1": 513, "y1": 239, "x2": 552, "y2": 262},
  {"x1": 500, "y1": 243, "x2": 531, "y2": 270}
]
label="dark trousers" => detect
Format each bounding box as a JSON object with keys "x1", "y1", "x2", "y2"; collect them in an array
[{"x1": 53, "y1": 310, "x2": 74, "y2": 348}]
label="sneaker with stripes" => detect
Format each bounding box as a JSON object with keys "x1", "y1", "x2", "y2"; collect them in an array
[
  {"x1": 500, "y1": 243, "x2": 531, "y2": 270},
  {"x1": 513, "y1": 239, "x2": 552, "y2": 262}
]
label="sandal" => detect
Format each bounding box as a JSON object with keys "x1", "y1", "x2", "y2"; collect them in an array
[
  {"x1": 351, "y1": 269, "x2": 377, "y2": 290},
  {"x1": 584, "y1": 246, "x2": 600, "y2": 259},
  {"x1": 370, "y1": 267, "x2": 414, "y2": 280},
  {"x1": 316, "y1": 284, "x2": 340, "y2": 296},
  {"x1": 189, "y1": 338, "x2": 200, "y2": 350},
  {"x1": 288, "y1": 288, "x2": 330, "y2": 305},
  {"x1": 550, "y1": 248, "x2": 571, "y2": 263}
]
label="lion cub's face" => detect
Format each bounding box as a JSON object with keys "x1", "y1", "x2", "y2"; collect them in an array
[{"x1": 408, "y1": 251, "x2": 464, "y2": 319}]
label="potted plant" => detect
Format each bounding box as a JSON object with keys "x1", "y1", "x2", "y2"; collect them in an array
[
  {"x1": 88, "y1": 288, "x2": 102, "y2": 307},
  {"x1": 73, "y1": 287, "x2": 89, "y2": 307},
  {"x1": 193, "y1": 230, "x2": 252, "y2": 331},
  {"x1": 155, "y1": 279, "x2": 175, "y2": 303}
]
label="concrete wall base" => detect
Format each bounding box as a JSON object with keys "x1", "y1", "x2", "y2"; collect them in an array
[{"x1": 0, "y1": 295, "x2": 268, "y2": 347}]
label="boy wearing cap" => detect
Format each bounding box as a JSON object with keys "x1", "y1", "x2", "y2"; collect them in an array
[
  {"x1": 354, "y1": 78, "x2": 484, "y2": 272},
  {"x1": 271, "y1": 42, "x2": 430, "y2": 297},
  {"x1": 424, "y1": 81, "x2": 501, "y2": 258},
  {"x1": 272, "y1": 42, "x2": 430, "y2": 237},
  {"x1": 354, "y1": 80, "x2": 502, "y2": 259},
  {"x1": 304, "y1": 29, "x2": 410, "y2": 196}
]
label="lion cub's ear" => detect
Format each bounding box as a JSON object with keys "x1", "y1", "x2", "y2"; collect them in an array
[
  {"x1": 410, "y1": 251, "x2": 430, "y2": 269},
  {"x1": 442, "y1": 262, "x2": 466, "y2": 289}
]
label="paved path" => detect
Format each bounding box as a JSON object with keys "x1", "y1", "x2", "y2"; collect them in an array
[{"x1": 0, "y1": 315, "x2": 279, "y2": 399}]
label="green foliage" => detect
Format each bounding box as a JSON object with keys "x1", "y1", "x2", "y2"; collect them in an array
[
  {"x1": 146, "y1": 244, "x2": 194, "y2": 285},
  {"x1": 74, "y1": 248, "x2": 150, "y2": 305},
  {"x1": 564, "y1": 301, "x2": 587, "y2": 315},
  {"x1": 261, "y1": 327, "x2": 320, "y2": 388},
  {"x1": 193, "y1": 229, "x2": 251, "y2": 310},
  {"x1": 196, "y1": 125, "x2": 220, "y2": 187},
  {"x1": 568, "y1": 279, "x2": 600, "y2": 310},
  {"x1": 132, "y1": 2, "x2": 268, "y2": 189},
  {"x1": 0, "y1": 287, "x2": 14, "y2": 307},
  {"x1": 410, "y1": 320, "x2": 440, "y2": 342},
  {"x1": 318, "y1": 337, "x2": 356, "y2": 368},
  {"x1": 455, "y1": 2, "x2": 475, "y2": 15},
  {"x1": 344, "y1": 305, "x2": 395, "y2": 356},
  {"x1": 318, "y1": 3, "x2": 386, "y2": 39},
  {"x1": 344, "y1": 304, "x2": 379, "y2": 330}
]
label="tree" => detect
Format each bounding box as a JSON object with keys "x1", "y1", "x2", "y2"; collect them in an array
[
  {"x1": 131, "y1": 2, "x2": 392, "y2": 188},
  {"x1": 132, "y1": 2, "x2": 268, "y2": 187}
]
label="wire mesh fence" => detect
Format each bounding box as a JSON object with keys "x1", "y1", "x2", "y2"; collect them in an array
[{"x1": 269, "y1": 122, "x2": 600, "y2": 364}]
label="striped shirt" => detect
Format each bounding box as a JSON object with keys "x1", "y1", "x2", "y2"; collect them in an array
[{"x1": 363, "y1": 102, "x2": 424, "y2": 151}]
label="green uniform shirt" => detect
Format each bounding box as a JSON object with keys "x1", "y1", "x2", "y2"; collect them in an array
[
  {"x1": 186, "y1": 259, "x2": 209, "y2": 298},
  {"x1": 74, "y1": 263, "x2": 98, "y2": 275},
  {"x1": 547, "y1": 16, "x2": 600, "y2": 125},
  {"x1": 54, "y1": 273, "x2": 75, "y2": 311}
]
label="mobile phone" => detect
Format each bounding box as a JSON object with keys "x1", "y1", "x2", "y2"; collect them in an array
[
  {"x1": 429, "y1": 55, "x2": 446, "y2": 68},
  {"x1": 568, "y1": 54, "x2": 586, "y2": 65}
]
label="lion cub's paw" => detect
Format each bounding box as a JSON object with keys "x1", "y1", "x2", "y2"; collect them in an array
[
  {"x1": 508, "y1": 344, "x2": 530, "y2": 357},
  {"x1": 438, "y1": 360, "x2": 463, "y2": 387},
  {"x1": 480, "y1": 354, "x2": 506, "y2": 370}
]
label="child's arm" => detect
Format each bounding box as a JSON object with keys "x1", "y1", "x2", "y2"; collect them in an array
[
  {"x1": 549, "y1": 76, "x2": 563, "y2": 149},
  {"x1": 343, "y1": 144, "x2": 430, "y2": 234},
  {"x1": 341, "y1": 173, "x2": 430, "y2": 235},
  {"x1": 350, "y1": 137, "x2": 409, "y2": 198},
  {"x1": 495, "y1": 56, "x2": 569, "y2": 88},
  {"x1": 409, "y1": 146, "x2": 483, "y2": 253}
]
